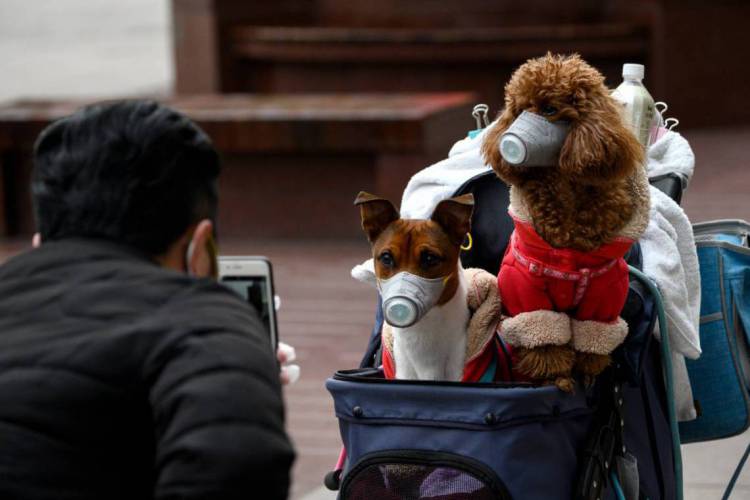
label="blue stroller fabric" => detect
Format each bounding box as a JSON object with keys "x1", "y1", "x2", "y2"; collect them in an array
[
  {"x1": 331, "y1": 172, "x2": 681, "y2": 500},
  {"x1": 680, "y1": 220, "x2": 750, "y2": 443},
  {"x1": 327, "y1": 372, "x2": 593, "y2": 499},
  {"x1": 333, "y1": 282, "x2": 676, "y2": 500}
]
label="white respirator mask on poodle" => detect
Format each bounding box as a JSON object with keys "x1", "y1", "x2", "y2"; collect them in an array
[{"x1": 499, "y1": 110, "x2": 571, "y2": 167}]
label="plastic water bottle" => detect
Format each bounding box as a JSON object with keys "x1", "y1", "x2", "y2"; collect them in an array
[{"x1": 611, "y1": 63, "x2": 655, "y2": 148}]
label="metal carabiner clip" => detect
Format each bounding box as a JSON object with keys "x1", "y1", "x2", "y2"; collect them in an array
[{"x1": 472, "y1": 104, "x2": 490, "y2": 130}]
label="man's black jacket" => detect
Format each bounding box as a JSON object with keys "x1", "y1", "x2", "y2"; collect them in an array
[{"x1": 0, "y1": 239, "x2": 295, "y2": 499}]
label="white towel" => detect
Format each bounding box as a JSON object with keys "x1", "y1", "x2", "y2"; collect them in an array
[
  {"x1": 647, "y1": 130, "x2": 696, "y2": 185},
  {"x1": 641, "y1": 131, "x2": 701, "y2": 422},
  {"x1": 400, "y1": 126, "x2": 494, "y2": 219},
  {"x1": 641, "y1": 188, "x2": 702, "y2": 359},
  {"x1": 641, "y1": 187, "x2": 702, "y2": 421}
]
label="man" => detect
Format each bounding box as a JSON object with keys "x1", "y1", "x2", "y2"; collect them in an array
[{"x1": 0, "y1": 101, "x2": 295, "y2": 499}]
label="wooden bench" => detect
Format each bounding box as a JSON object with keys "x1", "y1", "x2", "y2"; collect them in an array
[
  {"x1": 224, "y1": 23, "x2": 648, "y2": 109},
  {"x1": 173, "y1": 0, "x2": 650, "y2": 107},
  {"x1": 171, "y1": 0, "x2": 750, "y2": 129},
  {"x1": 0, "y1": 92, "x2": 475, "y2": 238}
]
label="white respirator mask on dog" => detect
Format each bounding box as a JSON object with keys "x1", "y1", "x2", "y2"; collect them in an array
[
  {"x1": 377, "y1": 272, "x2": 447, "y2": 328},
  {"x1": 499, "y1": 111, "x2": 570, "y2": 167}
]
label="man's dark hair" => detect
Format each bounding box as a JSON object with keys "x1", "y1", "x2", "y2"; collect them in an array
[{"x1": 32, "y1": 100, "x2": 220, "y2": 255}]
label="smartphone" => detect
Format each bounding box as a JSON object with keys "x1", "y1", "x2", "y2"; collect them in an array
[{"x1": 218, "y1": 256, "x2": 278, "y2": 349}]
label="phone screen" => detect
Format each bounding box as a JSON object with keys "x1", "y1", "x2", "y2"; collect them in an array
[{"x1": 221, "y1": 276, "x2": 274, "y2": 342}]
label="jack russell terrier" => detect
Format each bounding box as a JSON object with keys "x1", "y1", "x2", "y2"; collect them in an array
[{"x1": 354, "y1": 192, "x2": 512, "y2": 382}]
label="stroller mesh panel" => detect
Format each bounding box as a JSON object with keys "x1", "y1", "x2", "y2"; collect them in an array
[{"x1": 341, "y1": 450, "x2": 510, "y2": 500}]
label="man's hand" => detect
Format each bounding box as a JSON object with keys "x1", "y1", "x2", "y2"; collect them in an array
[{"x1": 277, "y1": 342, "x2": 300, "y2": 385}]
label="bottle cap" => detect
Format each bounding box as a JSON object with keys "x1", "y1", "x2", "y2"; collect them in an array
[{"x1": 622, "y1": 63, "x2": 645, "y2": 80}]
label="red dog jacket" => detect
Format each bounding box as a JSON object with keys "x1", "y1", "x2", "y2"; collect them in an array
[{"x1": 498, "y1": 217, "x2": 633, "y2": 322}]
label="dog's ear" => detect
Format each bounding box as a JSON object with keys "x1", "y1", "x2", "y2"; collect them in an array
[
  {"x1": 558, "y1": 96, "x2": 644, "y2": 184},
  {"x1": 431, "y1": 194, "x2": 474, "y2": 246},
  {"x1": 354, "y1": 191, "x2": 400, "y2": 243}
]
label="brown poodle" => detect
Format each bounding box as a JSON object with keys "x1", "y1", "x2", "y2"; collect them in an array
[{"x1": 481, "y1": 53, "x2": 650, "y2": 390}]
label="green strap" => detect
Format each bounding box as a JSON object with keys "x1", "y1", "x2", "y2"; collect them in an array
[
  {"x1": 478, "y1": 351, "x2": 498, "y2": 383},
  {"x1": 722, "y1": 442, "x2": 750, "y2": 500},
  {"x1": 628, "y1": 266, "x2": 684, "y2": 500},
  {"x1": 611, "y1": 470, "x2": 627, "y2": 500}
]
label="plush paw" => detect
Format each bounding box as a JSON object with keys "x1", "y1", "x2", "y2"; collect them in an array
[
  {"x1": 500, "y1": 310, "x2": 572, "y2": 348},
  {"x1": 571, "y1": 317, "x2": 628, "y2": 355}
]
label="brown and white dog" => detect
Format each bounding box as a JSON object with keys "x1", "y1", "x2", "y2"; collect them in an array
[{"x1": 354, "y1": 191, "x2": 508, "y2": 382}]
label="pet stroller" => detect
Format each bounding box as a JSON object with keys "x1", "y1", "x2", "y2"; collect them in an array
[{"x1": 324, "y1": 119, "x2": 750, "y2": 500}]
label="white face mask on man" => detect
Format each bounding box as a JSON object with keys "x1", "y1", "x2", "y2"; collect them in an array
[{"x1": 377, "y1": 271, "x2": 448, "y2": 328}]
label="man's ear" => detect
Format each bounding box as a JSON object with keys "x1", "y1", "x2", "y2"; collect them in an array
[
  {"x1": 431, "y1": 194, "x2": 474, "y2": 246},
  {"x1": 354, "y1": 191, "x2": 400, "y2": 243},
  {"x1": 187, "y1": 219, "x2": 217, "y2": 278},
  {"x1": 32, "y1": 233, "x2": 41, "y2": 248}
]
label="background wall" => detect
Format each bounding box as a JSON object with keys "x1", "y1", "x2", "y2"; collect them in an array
[{"x1": 0, "y1": 0, "x2": 172, "y2": 102}]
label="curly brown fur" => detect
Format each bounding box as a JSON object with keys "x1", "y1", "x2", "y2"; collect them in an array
[
  {"x1": 514, "y1": 345, "x2": 576, "y2": 393},
  {"x1": 575, "y1": 352, "x2": 611, "y2": 387},
  {"x1": 481, "y1": 53, "x2": 644, "y2": 252}
]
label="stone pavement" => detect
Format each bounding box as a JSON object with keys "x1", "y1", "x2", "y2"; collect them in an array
[{"x1": 221, "y1": 239, "x2": 374, "y2": 499}]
